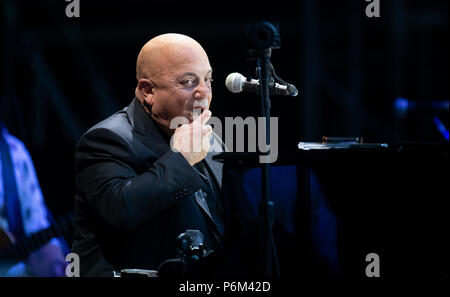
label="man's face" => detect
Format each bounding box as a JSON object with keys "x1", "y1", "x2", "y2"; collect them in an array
[{"x1": 147, "y1": 46, "x2": 213, "y2": 129}]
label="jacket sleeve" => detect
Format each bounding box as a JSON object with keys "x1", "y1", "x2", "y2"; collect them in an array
[{"x1": 75, "y1": 127, "x2": 205, "y2": 232}]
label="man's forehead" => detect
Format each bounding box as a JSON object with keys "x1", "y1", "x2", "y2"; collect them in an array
[
  {"x1": 151, "y1": 45, "x2": 209, "y2": 73},
  {"x1": 155, "y1": 53, "x2": 211, "y2": 79}
]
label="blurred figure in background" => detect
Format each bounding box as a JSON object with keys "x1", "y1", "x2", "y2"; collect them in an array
[{"x1": 0, "y1": 99, "x2": 68, "y2": 277}]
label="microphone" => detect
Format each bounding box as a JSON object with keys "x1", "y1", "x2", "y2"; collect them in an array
[{"x1": 225, "y1": 72, "x2": 298, "y2": 96}]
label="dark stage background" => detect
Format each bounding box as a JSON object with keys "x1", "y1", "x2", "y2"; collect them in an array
[{"x1": 0, "y1": 0, "x2": 448, "y2": 277}]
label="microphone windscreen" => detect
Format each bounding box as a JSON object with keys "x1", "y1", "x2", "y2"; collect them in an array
[{"x1": 225, "y1": 72, "x2": 245, "y2": 93}]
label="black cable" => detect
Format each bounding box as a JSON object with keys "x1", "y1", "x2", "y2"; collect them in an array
[{"x1": 269, "y1": 62, "x2": 299, "y2": 96}]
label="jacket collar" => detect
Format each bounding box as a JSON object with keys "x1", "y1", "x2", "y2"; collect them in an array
[{"x1": 126, "y1": 97, "x2": 170, "y2": 157}]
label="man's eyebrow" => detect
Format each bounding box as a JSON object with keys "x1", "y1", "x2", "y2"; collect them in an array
[{"x1": 176, "y1": 69, "x2": 213, "y2": 80}]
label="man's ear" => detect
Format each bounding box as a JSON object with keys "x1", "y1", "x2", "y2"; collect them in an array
[{"x1": 137, "y1": 79, "x2": 155, "y2": 102}]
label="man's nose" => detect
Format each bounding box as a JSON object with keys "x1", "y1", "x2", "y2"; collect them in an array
[{"x1": 194, "y1": 80, "x2": 211, "y2": 99}]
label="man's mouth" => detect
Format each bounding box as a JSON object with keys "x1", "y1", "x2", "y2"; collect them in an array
[
  {"x1": 190, "y1": 106, "x2": 207, "y2": 120},
  {"x1": 192, "y1": 98, "x2": 209, "y2": 116},
  {"x1": 193, "y1": 106, "x2": 206, "y2": 113}
]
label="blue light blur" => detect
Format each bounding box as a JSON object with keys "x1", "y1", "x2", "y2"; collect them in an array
[
  {"x1": 433, "y1": 116, "x2": 449, "y2": 141},
  {"x1": 394, "y1": 97, "x2": 411, "y2": 116}
]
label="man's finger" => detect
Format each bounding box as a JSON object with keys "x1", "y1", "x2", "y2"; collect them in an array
[
  {"x1": 175, "y1": 123, "x2": 189, "y2": 132},
  {"x1": 202, "y1": 131, "x2": 212, "y2": 152},
  {"x1": 192, "y1": 109, "x2": 211, "y2": 127},
  {"x1": 201, "y1": 124, "x2": 213, "y2": 136},
  {"x1": 200, "y1": 109, "x2": 212, "y2": 125}
]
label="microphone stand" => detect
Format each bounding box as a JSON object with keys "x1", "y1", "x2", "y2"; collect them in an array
[{"x1": 256, "y1": 48, "x2": 281, "y2": 278}]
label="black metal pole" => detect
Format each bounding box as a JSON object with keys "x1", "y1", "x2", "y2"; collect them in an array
[{"x1": 257, "y1": 50, "x2": 280, "y2": 278}]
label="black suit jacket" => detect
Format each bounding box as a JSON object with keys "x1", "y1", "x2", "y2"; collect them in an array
[{"x1": 72, "y1": 98, "x2": 228, "y2": 276}]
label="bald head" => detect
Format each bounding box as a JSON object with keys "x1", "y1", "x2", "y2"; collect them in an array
[
  {"x1": 134, "y1": 33, "x2": 213, "y2": 131},
  {"x1": 136, "y1": 33, "x2": 209, "y2": 81}
]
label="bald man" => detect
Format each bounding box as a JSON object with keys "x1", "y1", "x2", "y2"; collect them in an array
[{"x1": 72, "y1": 34, "x2": 228, "y2": 276}]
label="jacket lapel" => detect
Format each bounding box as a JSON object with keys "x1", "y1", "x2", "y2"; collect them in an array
[
  {"x1": 193, "y1": 189, "x2": 222, "y2": 242},
  {"x1": 126, "y1": 98, "x2": 170, "y2": 157},
  {"x1": 203, "y1": 132, "x2": 227, "y2": 189}
]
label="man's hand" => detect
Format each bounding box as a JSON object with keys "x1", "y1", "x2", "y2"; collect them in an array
[
  {"x1": 172, "y1": 109, "x2": 213, "y2": 166},
  {"x1": 27, "y1": 242, "x2": 67, "y2": 277}
]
